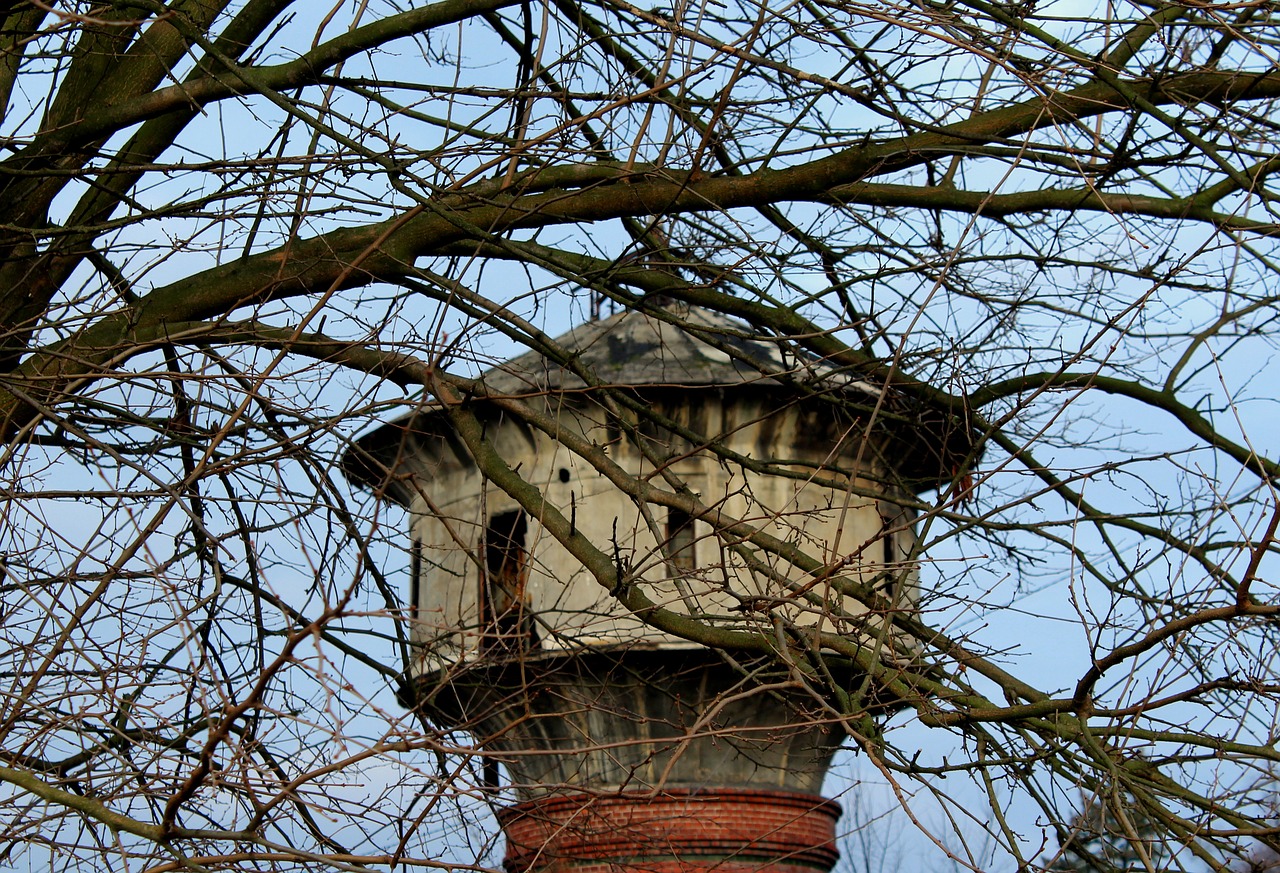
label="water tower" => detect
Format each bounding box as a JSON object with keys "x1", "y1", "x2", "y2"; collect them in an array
[{"x1": 344, "y1": 302, "x2": 964, "y2": 873}]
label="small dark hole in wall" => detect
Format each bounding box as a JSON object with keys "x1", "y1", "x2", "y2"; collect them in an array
[{"x1": 558, "y1": 468, "x2": 571, "y2": 483}]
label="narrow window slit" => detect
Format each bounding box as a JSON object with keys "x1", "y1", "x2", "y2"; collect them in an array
[
  {"x1": 666, "y1": 508, "x2": 696, "y2": 573},
  {"x1": 409, "y1": 537, "x2": 423, "y2": 624}
]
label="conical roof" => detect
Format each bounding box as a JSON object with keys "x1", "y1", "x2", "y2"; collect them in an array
[{"x1": 478, "y1": 303, "x2": 880, "y2": 396}]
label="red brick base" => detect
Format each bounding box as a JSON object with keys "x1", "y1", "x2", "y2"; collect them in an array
[{"x1": 498, "y1": 788, "x2": 841, "y2": 873}]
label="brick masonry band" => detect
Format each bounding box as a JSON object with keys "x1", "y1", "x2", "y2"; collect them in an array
[{"x1": 498, "y1": 788, "x2": 842, "y2": 873}]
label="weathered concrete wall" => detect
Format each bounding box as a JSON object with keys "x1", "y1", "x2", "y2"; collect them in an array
[{"x1": 402, "y1": 390, "x2": 918, "y2": 676}]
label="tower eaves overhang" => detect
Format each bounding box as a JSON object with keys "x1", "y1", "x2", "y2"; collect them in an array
[{"x1": 342, "y1": 303, "x2": 977, "y2": 500}]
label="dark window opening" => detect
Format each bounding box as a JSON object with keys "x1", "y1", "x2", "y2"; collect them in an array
[
  {"x1": 665, "y1": 508, "x2": 696, "y2": 573},
  {"x1": 876, "y1": 516, "x2": 898, "y2": 594},
  {"x1": 604, "y1": 422, "x2": 623, "y2": 452},
  {"x1": 483, "y1": 510, "x2": 537, "y2": 648},
  {"x1": 409, "y1": 538, "x2": 422, "y2": 623}
]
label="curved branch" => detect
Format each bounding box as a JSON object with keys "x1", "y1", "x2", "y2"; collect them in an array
[{"x1": 968, "y1": 370, "x2": 1280, "y2": 480}]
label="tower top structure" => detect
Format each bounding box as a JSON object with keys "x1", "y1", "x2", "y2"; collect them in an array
[{"x1": 342, "y1": 301, "x2": 972, "y2": 873}]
